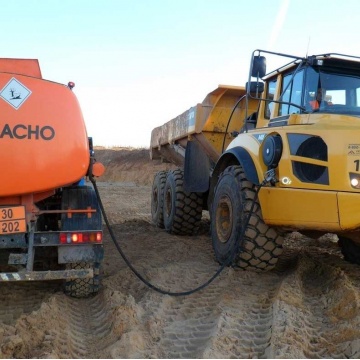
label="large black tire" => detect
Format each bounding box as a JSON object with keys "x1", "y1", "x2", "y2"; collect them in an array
[
  {"x1": 163, "y1": 169, "x2": 203, "y2": 235},
  {"x1": 151, "y1": 171, "x2": 167, "y2": 228},
  {"x1": 64, "y1": 262, "x2": 102, "y2": 298},
  {"x1": 61, "y1": 186, "x2": 103, "y2": 298},
  {"x1": 338, "y1": 237, "x2": 360, "y2": 265},
  {"x1": 211, "y1": 165, "x2": 283, "y2": 271}
]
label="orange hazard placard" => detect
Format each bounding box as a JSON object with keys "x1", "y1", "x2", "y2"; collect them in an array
[{"x1": 0, "y1": 206, "x2": 26, "y2": 234}]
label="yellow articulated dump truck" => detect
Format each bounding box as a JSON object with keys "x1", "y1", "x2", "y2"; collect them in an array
[{"x1": 150, "y1": 49, "x2": 360, "y2": 270}]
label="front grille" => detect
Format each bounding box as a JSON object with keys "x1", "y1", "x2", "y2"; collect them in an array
[
  {"x1": 292, "y1": 161, "x2": 329, "y2": 184},
  {"x1": 288, "y1": 134, "x2": 329, "y2": 185}
]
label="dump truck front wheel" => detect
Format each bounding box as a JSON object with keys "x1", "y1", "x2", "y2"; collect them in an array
[
  {"x1": 163, "y1": 169, "x2": 203, "y2": 235},
  {"x1": 151, "y1": 171, "x2": 167, "y2": 228},
  {"x1": 211, "y1": 165, "x2": 283, "y2": 271}
]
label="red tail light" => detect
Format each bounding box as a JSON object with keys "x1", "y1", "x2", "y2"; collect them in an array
[{"x1": 59, "y1": 231, "x2": 102, "y2": 244}]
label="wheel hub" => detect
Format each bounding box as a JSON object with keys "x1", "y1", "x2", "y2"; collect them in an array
[
  {"x1": 165, "y1": 189, "x2": 172, "y2": 217},
  {"x1": 152, "y1": 188, "x2": 158, "y2": 209},
  {"x1": 215, "y1": 195, "x2": 233, "y2": 243}
]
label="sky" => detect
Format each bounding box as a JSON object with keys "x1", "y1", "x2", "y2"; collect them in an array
[{"x1": 0, "y1": 0, "x2": 359, "y2": 147}]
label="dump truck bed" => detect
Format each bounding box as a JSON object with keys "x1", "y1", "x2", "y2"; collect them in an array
[{"x1": 150, "y1": 85, "x2": 259, "y2": 166}]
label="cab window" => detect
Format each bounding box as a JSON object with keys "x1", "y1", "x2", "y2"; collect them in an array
[
  {"x1": 279, "y1": 69, "x2": 304, "y2": 116},
  {"x1": 265, "y1": 78, "x2": 277, "y2": 119}
]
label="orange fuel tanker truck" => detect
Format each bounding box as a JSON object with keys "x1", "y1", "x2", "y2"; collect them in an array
[{"x1": 0, "y1": 59, "x2": 104, "y2": 297}]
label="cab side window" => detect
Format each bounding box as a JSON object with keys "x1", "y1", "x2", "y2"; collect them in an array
[
  {"x1": 265, "y1": 78, "x2": 277, "y2": 119},
  {"x1": 280, "y1": 69, "x2": 304, "y2": 116},
  {"x1": 356, "y1": 88, "x2": 360, "y2": 106}
]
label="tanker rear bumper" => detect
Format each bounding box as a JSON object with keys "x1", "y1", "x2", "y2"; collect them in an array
[
  {"x1": 0, "y1": 230, "x2": 103, "y2": 282},
  {"x1": 0, "y1": 268, "x2": 93, "y2": 282}
]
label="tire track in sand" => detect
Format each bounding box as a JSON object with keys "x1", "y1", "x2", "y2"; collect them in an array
[
  {"x1": 51, "y1": 291, "x2": 116, "y2": 358},
  {"x1": 154, "y1": 262, "x2": 225, "y2": 359},
  {"x1": 199, "y1": 248, "x2": 298, "y2": 358},
  {"x1": 101, "y1": 220, "x2": 224, "y2": 358},
  {"x1": 149, "y1": 248, "x2": 297, "y2": 359},
  {"x1": 206, "y1": 272, "x2": 283, "y2": 358},
  {"x1": 270, "y1": 250, "x2": 360, "y2": 358}
]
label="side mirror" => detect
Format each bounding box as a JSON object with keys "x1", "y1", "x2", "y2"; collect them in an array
[
  {"x1": 251, "y1": 56, "x2": 266, "y2": 78},
  {"x1": 246, "y1": 81, "x2": 264, "y2": 94}
]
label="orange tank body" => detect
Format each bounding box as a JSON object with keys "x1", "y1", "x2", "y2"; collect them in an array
[{"x1": 0, "y1": 59, "x2": 90, "y2": 198}]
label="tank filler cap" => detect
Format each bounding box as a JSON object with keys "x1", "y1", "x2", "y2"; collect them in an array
[{"x1": 67, "y1": 81, "x2": 75, "y2": 90}]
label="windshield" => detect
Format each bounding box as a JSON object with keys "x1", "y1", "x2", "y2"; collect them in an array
[{"x1": 303, "y1": 66, "x2": 360, "y2": 115}]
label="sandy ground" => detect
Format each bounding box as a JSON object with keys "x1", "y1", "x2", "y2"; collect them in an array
[{"x1": 0, "y1": 148, "x2": 360, "y2": 358}]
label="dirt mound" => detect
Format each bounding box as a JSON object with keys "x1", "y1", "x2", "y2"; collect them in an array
[{"x1": 94, "y1": 147, "x2": 175, "y2": 185}]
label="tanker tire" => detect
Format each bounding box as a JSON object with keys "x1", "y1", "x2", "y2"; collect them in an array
[
  {"x1": 163, "y1": 169, "x2": 203, "y2": 235},
  {"x1": 64, "y1": 262, "x2": 102, "y2": 298},
  {"x1": 61, "y1": 186, "x2": 103, "y2": 298},
  {"x1": 211, "y1": 165, "x2": 284, "y2": 271},
  {"x1": 338, "y1": 237, "x2": 360, "y2": 265},
  {"x1": 151, "y1": 171, "x2": 167, "y2": 228}
]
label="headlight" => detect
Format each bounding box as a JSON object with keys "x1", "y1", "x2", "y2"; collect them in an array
[
  {"x1": 350, "y1": 173, "x2": 360, "y2": 188},
  {"x1": 262, "y1": 134, "x2": 283, "y2": 169}
]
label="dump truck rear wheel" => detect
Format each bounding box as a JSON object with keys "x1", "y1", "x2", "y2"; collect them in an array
[
  {"x1": 163, "y1": 169, "x2": 203, "y2": 235},
  {"x1": 211, "y1": 165, "x2": 284, "y2": 271},
  {"x1": 338, "y1": 237, "x2": 360, "y2": 265},
  {"x1": 151, "y1": 171, "x2": 167, "y2": 228}
]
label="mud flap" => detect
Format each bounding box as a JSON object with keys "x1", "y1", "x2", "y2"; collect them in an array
[
  {"x1": 184, "y1": 141, "x2": 210, "y2": 192},
  {"x1": 58, "y1": 244, "x2": 103, "y2": 264}
]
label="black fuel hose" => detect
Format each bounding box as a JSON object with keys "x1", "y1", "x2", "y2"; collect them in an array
[{"x1": 90, "y1": 175, "x2": 263, "y2": 297}]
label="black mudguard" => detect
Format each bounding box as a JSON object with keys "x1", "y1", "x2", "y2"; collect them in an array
[
  {"x1": 224, "y1": 147, "x2": 260, "y2": 185},
  {"x1": 184, "y1": 141, "x2": 211, "y2": 192}
]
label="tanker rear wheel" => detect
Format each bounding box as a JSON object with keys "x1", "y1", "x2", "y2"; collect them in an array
[
  {"x1": 64, "y1": 262, "x2": 102, "y2": 298},
  {"x1": 211, "y1": 165, "x2": 284, "y2": 271},
  {"x1": 61, "y1": 186, "x2": 103, "y2": 298},
  {"x1": 163, "y1": 169, "x2": 203, "y2": 235},
  {"x1": 151, "y1": 171, "x2": 167, "y2": 228}
]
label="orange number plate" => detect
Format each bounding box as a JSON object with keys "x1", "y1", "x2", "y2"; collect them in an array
[{"x1": 0, "y1": 206, "x2": 26, "y2": 235}]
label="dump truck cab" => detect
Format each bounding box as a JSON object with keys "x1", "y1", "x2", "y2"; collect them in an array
[
  {"x1": 222, "y1": 51, "x2": 360, "y2": 236},
  {"x1": 210, "y1": 50, "x2": 360, "y2": 265}
]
